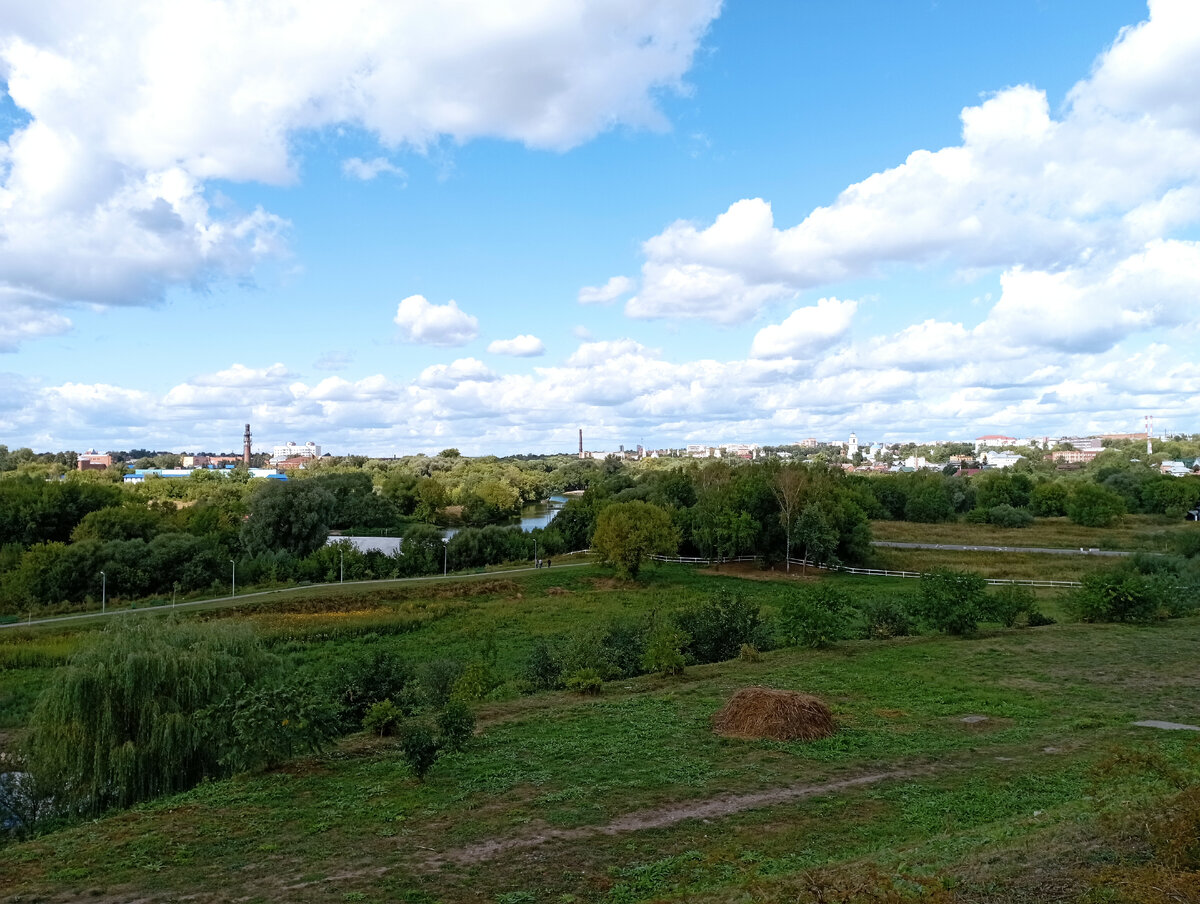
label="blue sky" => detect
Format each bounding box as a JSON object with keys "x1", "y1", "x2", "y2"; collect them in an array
[{"x1": 2, "y1": 0, "x2": 1197, "y2": 455}]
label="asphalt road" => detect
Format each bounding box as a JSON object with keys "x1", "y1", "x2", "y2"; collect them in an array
[{"x1": 872, "y1": 541, "x2": 1129, "y2": 556}]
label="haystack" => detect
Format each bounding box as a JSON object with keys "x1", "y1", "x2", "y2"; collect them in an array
[{"x1": 712, "y1": 686, "x2": 835, "y2": 742}]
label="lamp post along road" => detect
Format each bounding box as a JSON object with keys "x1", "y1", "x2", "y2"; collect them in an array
[
  {"x1": 340, "y1": 547, "x2": 344, "y2": 583},
  {"x1": 100, "y1": 571, "x2": 106, "y2": 613},
  {"x1": 231, "y1": 559, "x2": 236, "y2": 597},
  {"x1": 442, "y1": 538, "x2": 448, "y2": 576}
]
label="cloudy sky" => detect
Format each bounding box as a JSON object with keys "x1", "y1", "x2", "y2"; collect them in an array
[{"x1": 2, "y1": 0, "x2": 1198, "y2": 455}]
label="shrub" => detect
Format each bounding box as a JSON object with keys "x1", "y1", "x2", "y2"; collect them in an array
[
  {"x1": 600, "y1": 617, "x2": 648, "y2": 677},
  {"x1": 397, "y1": 718, "x2": 440, "y2": 780},
  {"x1": 738, "y1": 643, "x2": 761, "y2": 662},
  {"x1": 917, "y1": 569, "x2": 988, "y2": 635},
  {"x1": 363, "y1": 699, "x2": 403, "y2": 737},
  {"x1": 860, "y1": 597, "x2": 912, "y2": 639},
  {"x1": 522, "y1": 638, "x2": 564, "y2": 692},
  {"x1": 451, "y1": 661, "x2": 497, "y2": 702},
  {"x1": 987, "y1": 504, "x2": 1033, "y2": 528},
  {"x1": 1168, "y1": 529, "x2": 1200, "y2": 559},
  {"x1": 436, "y1": 700, "x2": 476, "y2": 752},
  {"x1": 642, "y1": 618, "x2": 688, "y2": 677},
  {"x1": 674, "y1": 590, "x2": 764, "y2": 664},
  {"x1": 1074, "y1": 566, "x2": 1168, "y2": 623},
  {"x1": 417, "y1": 658, "x2": 463, "y2": 707},
  {"x1": 984, "y1": 584, "x2": 1037, "y2": 627},
  {"x1": 564, "y1": 667, "x2": 604, "y2": 695},
  {"x1": 1027, "y1": 608, "x2": 1056, "y2": 627},
  {"x1": 0, "y1": 770, "x2": 55, "y2": 841},
  {"x1": 963, "y1": 508, "x2": 990, "y2": 524},
  {"x1": 331, "y1": 648, "x2": 413, "y2": 729},
  {"x1": 210, "y1": 677, "x2": 340, "y2": 774},
  {"x1": 779, "y1": 585, "x2": 853, "y2": 648}
]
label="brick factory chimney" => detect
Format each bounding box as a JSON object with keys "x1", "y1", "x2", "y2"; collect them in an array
[{"x1": 243, "y1": 423, "x2": 252, "y2": 466}]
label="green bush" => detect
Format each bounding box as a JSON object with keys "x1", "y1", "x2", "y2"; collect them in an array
[
  {"x1": 522, "y1": 637, "x2": 564, "y2": 691},
  {"x1": 641, "y1": 618, "x2": 688, "y2": 677},
  {"x1": 210, "y1": 677, "x2": 339, "y2": 774},
  {"x1": 984, "y1": 584, "x2": 1037, "y2": 627},
  {"x1": 1074, "y1": 567, "x2": 1168, "y2": 623},
  {"x1": 916, "y1": 569, "x2": 988, "y2": 635},
  {"x1": 780, "y1": 585, "x2": 853, "y2": 648},
  {"x1": 860, "y1": 597, "x2": 912, "y2": 639},
  {"x1": 330, "y1": 648, "x2": 413, "y2": 729},
  {"x1": 987, "y1": 504, "x2": 1033, "y2": 528},
  {"x1": 363, "y1": 699, "x2": 403, "y2": 737},
  {"x1": 564, "y1": 667, "x2": 604, "y2": 695},
  {"x1": 417, "y1": 658, "x2": 463, "y2": 707},
  {"x1": 673, "y1": 589, "x2": 765, "y2": 665},
  {"x1": 436, "y1": 700, "x2": 476, "y2": 752},
  {"x1": 397, "y1": 718, "x2": 439, "y2": 780}
]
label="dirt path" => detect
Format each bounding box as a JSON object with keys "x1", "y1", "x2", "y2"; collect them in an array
[{"x1": 419, "y1": 767, "x2": 924, "y2": 869}]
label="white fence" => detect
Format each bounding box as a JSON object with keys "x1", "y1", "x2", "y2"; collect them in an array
[{"x1": 649, "y1": 554, "x2": 1082, "y2": 588}]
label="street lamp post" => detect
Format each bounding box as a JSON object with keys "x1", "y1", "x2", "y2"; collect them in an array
[
  {"x1": 442, "y1": 537, "x2": 449, "y2": 576},
  {"x1": 230, "y1": 559, "x2": 236, "y2": 597},
  {"x1": 100, "y1": 571, "x2": 106, "y2": 613},
  {"x1": 340, "y1": 546, "x2": 344, "y2": 583},
  {"x1": 173, "y1": 582, "x2": 179, "y2": 607},
  {"x1": 534, "y1": 537, "x2": 538, "y2": 567}
]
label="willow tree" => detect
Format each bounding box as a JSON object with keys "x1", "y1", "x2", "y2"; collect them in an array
[{"x1": 25, "y1": 619, "x2": 274, "y2": 815}]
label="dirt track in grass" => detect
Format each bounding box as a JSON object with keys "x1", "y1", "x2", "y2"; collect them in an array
[{"x1": 417, "y1": 766, "x2": 925, "y2": 869}]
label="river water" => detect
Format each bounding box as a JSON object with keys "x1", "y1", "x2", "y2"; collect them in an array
[{"x1": 440, "y1": 494, "x2": 568, "y2": 539}]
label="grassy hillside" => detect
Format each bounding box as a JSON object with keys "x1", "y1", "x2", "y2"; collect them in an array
[{"x1": 2, "y1": 565, "x2": 1198, "y2": 903}]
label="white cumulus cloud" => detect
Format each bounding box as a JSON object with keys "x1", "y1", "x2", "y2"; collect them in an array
[
  {"x1": 394, "y1": 295, "x2": 479, "y2": 347},
  {"x1": 629, "y1": 0, "x2": 1200, "y2": 324},
  {"x1": 488, "y1": 334, "x2": 545, "y2": 357},
  {"x1": 750, "y1": 298, "x2": 857, "y2": 359},
  {"x1": 341, "y1": 157, "x2": 406, "y2": 181},
  {"x1": 578, "y1": 275, "x2": 635, "y2": 304},
  {"x1": 0, "y1": 0, "x2": 721, "y2": 346}
]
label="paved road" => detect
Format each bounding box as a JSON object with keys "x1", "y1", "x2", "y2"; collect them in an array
[
  {"x1": 872, "y1": 541, "x2": 1129, "y2": 557},
  {"x1": 0, "y1": 559, "x2": 592, "y2": 631}
]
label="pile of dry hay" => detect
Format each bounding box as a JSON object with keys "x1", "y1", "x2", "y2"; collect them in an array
[{"x1": 712, "y1": 686, "x2": 836, "y2": 742}]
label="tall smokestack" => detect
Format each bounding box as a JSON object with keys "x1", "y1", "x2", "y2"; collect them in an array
[
  {"x1": 243, "y1": 423, "x2": 252, "y2": 465},
  {"x1": 579, "y1": 428, "x2": 583, "y2": 459}
]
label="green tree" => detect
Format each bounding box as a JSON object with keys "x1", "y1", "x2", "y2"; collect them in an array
[
  {"x1": 25, "y1": 620, "x2": 276, "y2": 815},
  {"x1": 1030, "y1": 481, "x2": 1069, "y2": 517},
  {"x1": 772, "y1": 464, "x2": 807, "y2": 572},
  {"x1": 794, "y1": 502, "x2": 838, "y2": 572},
  {"x1": 591, "y1": 500, "x2": 679, "y2": 579},
  {"x1": 1066, "y1": 482, "x2": 1126, "y2": 527},
  {"x1": 240, "y1": 479, "x2": 335, "y2": 557}
]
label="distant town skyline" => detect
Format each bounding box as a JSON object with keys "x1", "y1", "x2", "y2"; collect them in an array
[{"x1": 3, "y1": 1, "x2": 1198, "y2": 455}]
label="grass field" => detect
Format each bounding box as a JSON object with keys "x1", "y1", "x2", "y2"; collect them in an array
[
  {"x1": 870, "y1": 514, "x2": 1200, "y2": 551},
  {"x1": 866, "y1": 546, "x2": 1112, "y2": 584},
  {"x1": 2, "y1": 565, "x2": 1198, "y2": 903}
]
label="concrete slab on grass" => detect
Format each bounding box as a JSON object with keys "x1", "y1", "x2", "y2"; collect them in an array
[{"x1": 1132, "y1": 720, "x2": 1200, "y2": 731}]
